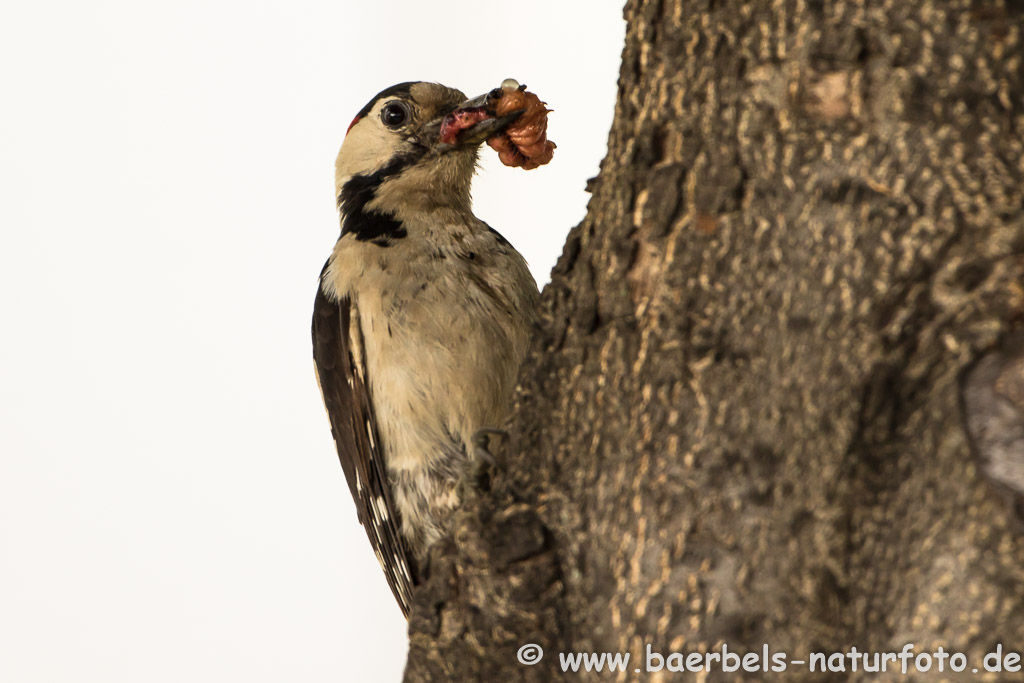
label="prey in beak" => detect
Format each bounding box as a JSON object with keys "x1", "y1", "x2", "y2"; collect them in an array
[{"x1": 430, "y1": 84, "x2": 528, "y2": 150}]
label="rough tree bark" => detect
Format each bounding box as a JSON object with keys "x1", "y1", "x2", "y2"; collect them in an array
[{"x1": 405, "y1": 0, "x2": 1024, "y2": 680}]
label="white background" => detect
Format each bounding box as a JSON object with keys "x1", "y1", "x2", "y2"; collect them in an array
[{"x1": 0, "y1": 2, "x2": 624, "y2": 681}]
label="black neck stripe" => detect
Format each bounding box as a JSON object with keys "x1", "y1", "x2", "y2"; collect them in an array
[{"x1": 338, "y1": 149, "x2": 425, "y2": 245}]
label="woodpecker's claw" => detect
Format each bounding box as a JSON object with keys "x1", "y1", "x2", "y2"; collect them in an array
[
  {"x1": 473, "y1": 427, "x2": 509, "y2": 468},
  {"x1": 455, "y1": 427, "x2": 510, "y2": 499}
]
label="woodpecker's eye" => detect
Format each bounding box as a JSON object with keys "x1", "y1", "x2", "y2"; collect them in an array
[{"x1": 380, "y1": 101, "x2": 410, "y2": 129}]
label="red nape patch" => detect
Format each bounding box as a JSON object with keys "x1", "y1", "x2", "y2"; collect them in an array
[{"x1": 346, "y1": 115, "x2": 361, "y2": 135}]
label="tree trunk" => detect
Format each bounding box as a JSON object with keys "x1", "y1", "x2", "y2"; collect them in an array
[{"x1": 405, "y1": 0, "x2": 1024, "y2": 680}]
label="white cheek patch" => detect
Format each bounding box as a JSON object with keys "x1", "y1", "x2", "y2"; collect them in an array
[{"x1": 335, "y1": 100, "x2": 410, "y2": 195}]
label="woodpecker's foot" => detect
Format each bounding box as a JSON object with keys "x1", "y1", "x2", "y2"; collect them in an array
[
  {"x1": 456, "y1": 428, "x2": 509, "y2": 498},
  {"x1": 473, "y1": 427, "x2": 509, "y2": 470}
]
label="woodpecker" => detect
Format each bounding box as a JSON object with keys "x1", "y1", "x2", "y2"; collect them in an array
[{"x1": 312, "y1": 82, "x2": 540, "y2": 616}]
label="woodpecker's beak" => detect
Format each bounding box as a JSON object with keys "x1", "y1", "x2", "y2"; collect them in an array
[{"x1": 427, "y1": 90, "x2": 526, "y2": 151}]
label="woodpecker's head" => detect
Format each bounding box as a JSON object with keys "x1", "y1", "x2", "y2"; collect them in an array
[{"x1": 335, "y1": 82, "x2": 520, "y2": 220}]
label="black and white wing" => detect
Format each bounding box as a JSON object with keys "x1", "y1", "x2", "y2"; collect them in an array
[{"x1": 312, "y1": 262, "x2": 415, "y2": 616}]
